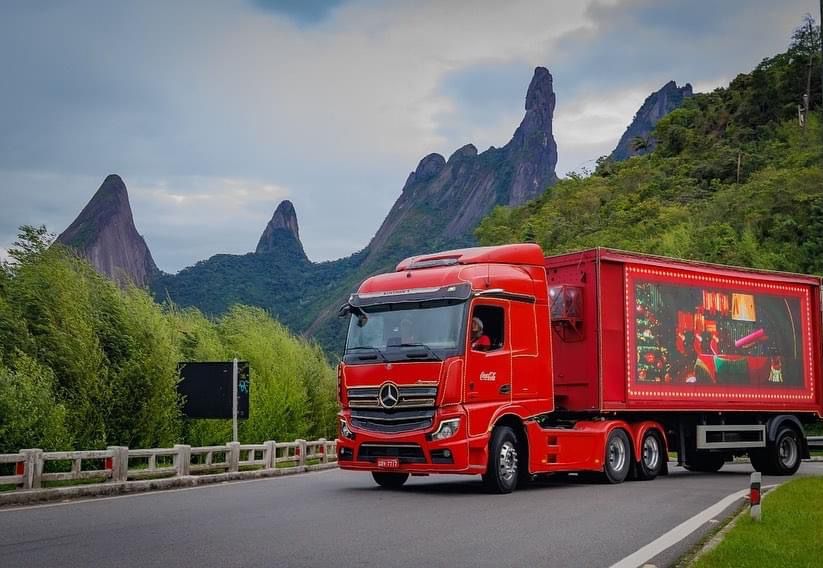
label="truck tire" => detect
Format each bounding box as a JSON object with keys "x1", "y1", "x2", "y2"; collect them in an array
[
  {"x1": 371, "y1": 472, "x2": 409, "y2": 488},
  {"x1": 636, "y1": 430, "x2": 664, "y2": 481},
  {"x1": 684, "y1": 451, "x2": 725, "y2": 473},
  {"x1": 763, "y1": 427, "x2": 802, "y2": 476},
  {"x1": 603, "y1": 429, "x2": 631, "y2": 484},
  {"x1": 482, "y1": 426, "x2": 519, "y2": 494}
]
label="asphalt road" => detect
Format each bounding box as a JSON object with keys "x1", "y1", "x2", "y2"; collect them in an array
[{"x1": 1, "y1": 462, "x2": 821, "y2": 568}]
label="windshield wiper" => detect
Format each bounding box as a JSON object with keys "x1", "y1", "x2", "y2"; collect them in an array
[
  {"x1": 394, "y1": 343, "x2": 441, "y2": 361},
  {"x1": 345, "y1": 346, "x2": 387, "y2": 361}
]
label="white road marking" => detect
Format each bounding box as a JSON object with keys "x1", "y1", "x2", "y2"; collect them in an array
[
  {"x1": 0, "y1": 468, "x2": 338, "y2": 514},
  {"x1": 609, "y1": 484, "x2": 777, "y2": 568}
]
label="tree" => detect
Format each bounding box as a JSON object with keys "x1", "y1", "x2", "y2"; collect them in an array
[
  {"x1": 630, "y1": 136, "x2": 650, "y2": 153},
  {"x1": 7, "y1": 225, "x2": 54, "y2": 266}
]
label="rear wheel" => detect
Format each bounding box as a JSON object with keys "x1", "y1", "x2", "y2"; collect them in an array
[
  {"x1": 636, "y1": 430, "x2": 664, "y2": 481},
  {"x1": 482, "y1": 426, "x2": 520, "y2": 494},
  {"x1": 602, "y1": 429, "x2": 631, "y2": 484},
  {"x1": 764, "y1": 427, "x2": 802, "y2": 476},
  {"x1": 371, "y1": 471, "x2": 409, "y2": 488}
]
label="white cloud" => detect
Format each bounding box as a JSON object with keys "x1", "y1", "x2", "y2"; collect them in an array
[{"x1": 554, "y1": 85, "x2": 663, "y2": 175}]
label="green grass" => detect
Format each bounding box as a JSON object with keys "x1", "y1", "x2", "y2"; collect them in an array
[{"x1": 692, "y1": 476, "x2": 823, "y2": 568}]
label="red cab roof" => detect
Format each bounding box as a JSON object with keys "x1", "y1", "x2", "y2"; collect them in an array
[{"x1": 396, "y1": 243, "x2": 544, "y2": 271}]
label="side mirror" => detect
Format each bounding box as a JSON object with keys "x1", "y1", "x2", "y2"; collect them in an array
[{"x1": 338, "y1": 303, "x2": 368, "y2": 327}]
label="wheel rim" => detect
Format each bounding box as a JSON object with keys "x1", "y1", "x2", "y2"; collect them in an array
[
  {"x1": 778, "y1": 435, "x2": 798, "y2": 468},
  {"x1": 643, "y1": 434, "x2": 660, "y2": 471},
  {"x1": 498, "y1": 441, "x2": 518, "y2": 482},
  {"x1": 608, "y1": 436, "x2": 627, "y2": 473}
]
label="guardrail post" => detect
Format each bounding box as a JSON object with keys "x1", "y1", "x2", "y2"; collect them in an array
[
  {"x1": 297, "y1": 439, "x2": 307, "y2": 468},
  {"x1": 319, "y1": 438, "x2": 328, "y2": 464},
  {"x1": 20, "y1": 449, "x2": 43, "y2": 490},
  {"x1": 174, "y1": 445, "x2": 191, "y2": 477},
  {"x1": 264, "y1": 441, "x2": 276, "y2": 469},
  {"x1": 106, "y1": 446, "x2": 129, "y2": 482},
  {"x1": 228, "y1": 442, "x2": 240, "y2": 473}
]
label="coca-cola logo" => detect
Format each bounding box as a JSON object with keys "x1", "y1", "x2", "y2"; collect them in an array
[{"x1": 479, "y1": 371, "x2": 496, "y2": 382}]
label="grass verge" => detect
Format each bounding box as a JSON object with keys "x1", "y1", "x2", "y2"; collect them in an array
[{"x1": 691, "y1": 476, "x2": 823, "y2": 568}]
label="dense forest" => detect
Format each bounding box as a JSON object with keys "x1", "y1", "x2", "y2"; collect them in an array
[
  {"x1": 0, "y1": 227, "x2": 337, "y2": 453},
  {"x1": 477, "y1": 23, "x2": 823, "y2": 274}
]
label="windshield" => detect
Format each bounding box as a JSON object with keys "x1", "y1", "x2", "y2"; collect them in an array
[{"x1": 345, "y1": 300, "x2": 467, "y2": 362}]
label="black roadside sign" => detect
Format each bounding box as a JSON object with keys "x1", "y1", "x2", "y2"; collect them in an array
[{"x1": 177, "y1": 361, "x2": 250, "y2": 419}]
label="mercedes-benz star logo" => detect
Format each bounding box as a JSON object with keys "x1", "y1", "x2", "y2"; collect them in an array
[{"x1": 378, "y1": 382, "x2": 400, "y2": 408}]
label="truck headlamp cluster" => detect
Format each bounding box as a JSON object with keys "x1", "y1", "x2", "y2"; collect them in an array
[
  {"x1": 431, "y1": 418, "x2": 460, "y2": 441},
  {"x1": 340, "y1": 419, "x2": 355, "y2": 440}
]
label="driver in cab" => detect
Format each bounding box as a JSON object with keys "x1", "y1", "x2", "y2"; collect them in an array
[{"x1": 471, "y1": 316, "x2": 491, "y2": 351}]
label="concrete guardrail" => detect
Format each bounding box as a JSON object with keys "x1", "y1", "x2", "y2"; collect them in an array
[{"x1": 0, "y1": 439, "x2": 336, "y2": 491}]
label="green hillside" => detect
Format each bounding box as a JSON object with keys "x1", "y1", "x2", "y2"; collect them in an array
[
  {"x1": 0, "y1": 228, "x2": 337, "y2": 453},
  {"x1": 477, "y1": 23, "x2": 823, "y2": 275}
]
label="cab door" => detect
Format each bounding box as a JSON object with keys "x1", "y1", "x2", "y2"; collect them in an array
[{"x1": 464, "y1": 300, "x2": 512, "y2": 437}]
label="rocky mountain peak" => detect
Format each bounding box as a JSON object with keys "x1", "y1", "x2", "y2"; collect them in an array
[
  {"x1": 255, "y1": 200, "x2": 307, "y2": 259},
  {"x1": 448, "y1": 144, "x2": 478, "y2": 163},
  {"x1": 363, "y1": 65, "x2": 558, "y2": 263},
  {"x1": 57, "y1": 174, "x2": 158, "y2": 287},
  {"x1": 525, "y1": 66, "x2": 555, "y2": 113},
  {"x1": 505, "y1": 66, "x2": 558, "y2": 204},
  {"x1": 610, "y1": 80, "x2": 693, "y2": 161}
]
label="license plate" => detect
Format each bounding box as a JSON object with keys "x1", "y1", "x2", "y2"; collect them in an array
[{"x1": 377, "y1": 457, "x2": 400, "y2": 469}]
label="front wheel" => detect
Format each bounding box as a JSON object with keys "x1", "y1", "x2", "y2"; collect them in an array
[
  {"x1": 602, "y1": 429, "x2": 631, "y2": 484},
  {"x1": 371, "y1": 471, "x2": 409, "y2": 488},
  {"x1": 482, "y1": 426, "x2": 520, "y2": 494}
]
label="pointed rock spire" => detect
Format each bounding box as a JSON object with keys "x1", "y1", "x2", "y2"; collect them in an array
[
  {"x1": 255, "y1": 200, "x2": 307, "y2": 259},
  {"x1": 57, "y1": 174, "x2": 158, "y2": 287},
  {"x1": 505, "y1": 66, "x2": 558, "y2": 205}
]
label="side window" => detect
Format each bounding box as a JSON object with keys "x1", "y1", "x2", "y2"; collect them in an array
[{"x1": 471, "y1": 305, "x2": 505, "y2": 352}]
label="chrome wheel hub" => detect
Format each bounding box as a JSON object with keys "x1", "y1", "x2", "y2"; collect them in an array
[
  {"x1": 498, "y1": 441, "x2": 518, "y2": 482},
  {"x1": 608, "y1": 437, "x2": 627, "y2": 472},
  {"x1": 778, "y1": 436, "x2": 797, "y2": 467},
  {"x1": 643, "y1": 435, "x2": 660, "y2": 471}
]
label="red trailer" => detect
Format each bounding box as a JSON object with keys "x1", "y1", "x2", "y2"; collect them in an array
[{"x1": 336, "y1": 245, "x2": 823, "y2": 492}]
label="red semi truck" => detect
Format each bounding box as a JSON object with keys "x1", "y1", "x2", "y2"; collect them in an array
[{"x1": 336, "y1": 245, "x2": 823, "y2": 493}]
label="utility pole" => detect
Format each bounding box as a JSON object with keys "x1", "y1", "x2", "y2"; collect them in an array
[
  {"x1": 232, "y1": 357, "x2": 239, "y2": 443},
  {"x1": 804, "y1": 17, "x2": 814, "y2": 128}
]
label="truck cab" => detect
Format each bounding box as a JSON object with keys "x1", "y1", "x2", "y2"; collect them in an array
[{"x1": 336, "y1": 244, "x2": 553, "y2": 491}]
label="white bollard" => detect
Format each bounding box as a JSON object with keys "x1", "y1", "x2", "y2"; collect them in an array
[{"x1": 750, "y1": 471, "x2": 762, "y2": 521}]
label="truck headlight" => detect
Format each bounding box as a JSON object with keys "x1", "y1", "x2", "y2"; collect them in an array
[
  {"x1": 431, "y1": 418, "x2": 461, "y2": 441},
  {"x1": 340, "y1": 419, "x2": 355, "y2": 440}
]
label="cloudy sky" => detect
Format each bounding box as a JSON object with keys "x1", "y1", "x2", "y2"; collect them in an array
[{"x1": 0, "y1": 0, "x2": 816, "y2": 271}]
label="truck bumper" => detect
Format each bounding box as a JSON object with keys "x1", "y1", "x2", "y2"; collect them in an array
[{"x1": 336, "y1": 409, "x2": 485, "y2": 475}]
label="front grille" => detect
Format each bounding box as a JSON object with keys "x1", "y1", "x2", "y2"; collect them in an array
[
  {"x1": 351, "y1": 408, "x2": 435, "y2": 433},
  {"x1": 358, "y1": 443, "x2": 426, "y2": 464},
  {"x1": 348, "y1": 386, "x2": 437, "y2": 409}
]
